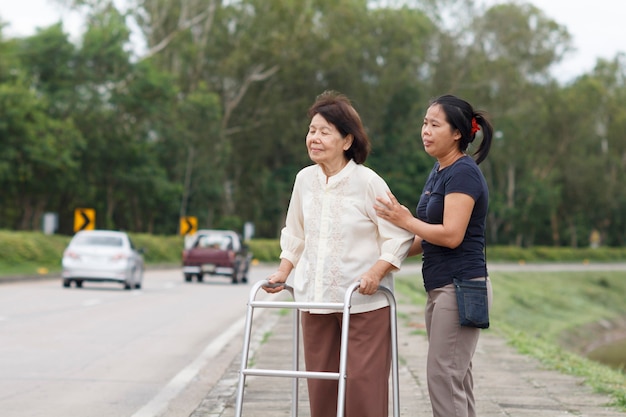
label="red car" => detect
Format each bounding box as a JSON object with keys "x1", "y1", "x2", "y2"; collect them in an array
[{"x1": 182, "y1": 230, "x2": 252, "y2": 284}]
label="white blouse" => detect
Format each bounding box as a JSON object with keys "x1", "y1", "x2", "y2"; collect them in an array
[{"x1": 280, "y1": 160, "x2": 414, "y2": 314}]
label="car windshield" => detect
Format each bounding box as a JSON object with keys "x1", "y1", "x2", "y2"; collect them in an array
[
  {"x1": 196, "y1": 234, "x2": 232, "y2": 250},
  {"x1": 73, "y1": 235, "x2": 124, "y2": 247}
]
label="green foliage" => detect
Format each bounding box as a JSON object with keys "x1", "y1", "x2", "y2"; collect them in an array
[
  {"x1": 0, "y1": 230, "x2": 71, "y2": 265},
  {"x1": 0, "y1": 231, "x2": 282, "y2": 276},
  {"x1": 488, "y1": 246, "x2": 626, "y2": 262},
  {"x1": 488, "y1": 271, "x2": 626, "y2": 341},
  {"x1": 0, "y1": 79, "x2": 85, "y2": 230},
  {"x1": 127, "y1": 233, "x2": 184, "y2": 263},
  {"x1": 2, "y1": 231, "x2": 624, "y2": 275},
  {"x1": 1, "y1": 1, "x2": 626, "y2": 246},
  {"x1": 246, "y1": 239, "x2": 282, "y2": 262}
]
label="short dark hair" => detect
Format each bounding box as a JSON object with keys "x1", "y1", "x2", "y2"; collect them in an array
[
  {"x1": 308, "y1": 90, "x2": 371, "y2": 164},
  {"x1": 429, "y1": 94, "x2": 494, "y2": 165}
]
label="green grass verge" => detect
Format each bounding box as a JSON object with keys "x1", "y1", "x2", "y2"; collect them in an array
[
  {"x1": 2, "y1": 230, "x2": 626, "y2": 273},
  {"x1": 395, "y1": 271, "x2": 626, "y2": 411}
]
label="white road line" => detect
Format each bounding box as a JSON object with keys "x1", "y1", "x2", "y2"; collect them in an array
[
  {"x1": 82, "y1": 298, "x2": 102, "y2": 307},
  {"x1": 130, "y1": 316, "x2": 247, "y2": 417}
]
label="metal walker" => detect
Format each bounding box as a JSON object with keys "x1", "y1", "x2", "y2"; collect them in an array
[{"x1": 234, "y1": 280, "x2": 400, "y2": 417}]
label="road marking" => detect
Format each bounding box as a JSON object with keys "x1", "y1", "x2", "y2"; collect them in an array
[
  {"x1": 82, "y1": 298, "x2": 101, "y2": 307},
  {"x1": 130, "y1": 315, "x2": 247, "y2": 417}
]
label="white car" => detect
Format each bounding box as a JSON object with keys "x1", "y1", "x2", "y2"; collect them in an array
[{"x1": 62, "y1": 230, "x2": 145, "y2": 290}]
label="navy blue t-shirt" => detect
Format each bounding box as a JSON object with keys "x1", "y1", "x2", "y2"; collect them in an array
[{"x1": 416, "y1": 156, "x2": 488, "y2": 291}]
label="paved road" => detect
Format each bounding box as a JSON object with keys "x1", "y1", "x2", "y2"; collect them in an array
[
  {"x1": 0, "y1": 265, "x2": 278, "y2": 417},
  {"x1": 193, "y1": 262, "x2": 626, "y2": 417}
]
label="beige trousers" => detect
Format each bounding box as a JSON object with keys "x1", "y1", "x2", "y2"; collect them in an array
[
  {"x1": 425, "y1": 278, "x2": 493, "y2": 417},
  {"x1": 301, "y1": 306, "x2": 391, "y2": 417}
]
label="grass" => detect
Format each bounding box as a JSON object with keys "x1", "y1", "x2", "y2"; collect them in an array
[
  {"x1": 395, "y1": 271, "x2": 626, "y2": 411},
  {"x1": 0, "y1": 261, "x2": 61, "y2": 277},
  {"x1": 499, "y1": 323, "x2": 626, "y2": 409}
]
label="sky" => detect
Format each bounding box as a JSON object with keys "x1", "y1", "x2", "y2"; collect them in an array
[{"x1": 0, "y1": 0, "x2": 624, "y2": 83}]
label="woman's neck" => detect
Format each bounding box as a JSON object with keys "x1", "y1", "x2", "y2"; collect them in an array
[
  {"x1": 438, "y1": 152, "x2": 464, "y2": 170},
  {"x1": 320, "y1": 159, "x2": 349, "y2": 180}
]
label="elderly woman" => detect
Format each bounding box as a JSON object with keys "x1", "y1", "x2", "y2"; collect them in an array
[{"x1": 264, "y1": 90, "x2": 413, "y2": 417}]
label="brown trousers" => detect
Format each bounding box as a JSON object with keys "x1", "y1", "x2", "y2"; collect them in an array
[
  {"x1": 425, "y1": 278, "x2": 493, "y2": 417},
  {"x1": 301, "y1": 306, "x2": 391, "y2": 417}
]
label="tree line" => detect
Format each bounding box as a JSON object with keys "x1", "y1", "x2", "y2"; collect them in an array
[{"x1": 0, "y1": 0, "x2": 624, "y2": 247}]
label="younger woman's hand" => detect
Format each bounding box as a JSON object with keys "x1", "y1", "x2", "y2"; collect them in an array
[{"x1": 374, "y1": 191, "x2": 412, "y2": 228}]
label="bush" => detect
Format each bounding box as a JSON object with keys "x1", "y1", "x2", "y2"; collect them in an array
[
  {"x1": 1, "y1": 230, "x2": 625, "y2": 278},
  {"x1": 247, "y1": 239, "x2": 281, "y2": 262},
  {"x1": 0, "y1": 230, "x2": 70, "y2": 265},
  {"x1": 487, "y1": 245, "x2": 626, "y2": 263},
  {"x1": 129, "y1": 233, "x2": 184, "y2": 263}
]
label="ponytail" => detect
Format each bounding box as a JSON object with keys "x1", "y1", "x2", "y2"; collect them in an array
[{"x1": 472, "y1": 112, "x2": 493, "y2": 165}]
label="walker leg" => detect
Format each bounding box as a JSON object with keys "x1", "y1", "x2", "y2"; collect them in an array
[
  {"x1": 387, "y1": 290, "x2": 400, "y2": 417},
  {"x1": 335, "y1": 304, "x2": 352, "y2": 417},
  {"x1": 292, "y1": 308, "x2": 299, "y2": 417},
  {"x1": 234, "y1": 301, "x2": 256, "y2": 417}
]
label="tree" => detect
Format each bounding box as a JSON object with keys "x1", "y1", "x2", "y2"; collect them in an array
[
  {"x1": 2, "y1": 0, "x2": 625, "y2": 245},
  {"x1": 0, "y1": 82, "x2": 84, "y2": 230},
  {"x1": 464, "y1": 3, "x2": 573, "y2": 245}
]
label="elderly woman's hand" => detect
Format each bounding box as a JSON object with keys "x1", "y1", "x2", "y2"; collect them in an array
[
  {"x1": 358, "y1": 270, "x2": 383, "y2": 295},
  {"x1": 263, "y1": 269, "x2": 290, "y2": 293}
]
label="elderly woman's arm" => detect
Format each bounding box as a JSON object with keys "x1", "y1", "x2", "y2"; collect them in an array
[{"x1": 359, "y1": 260, "x2": 396, "y2": 295}]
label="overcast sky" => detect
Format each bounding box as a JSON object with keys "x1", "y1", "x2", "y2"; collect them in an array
[{"x1": 1, "y1": 0, "x2": 624, "y2": 82}]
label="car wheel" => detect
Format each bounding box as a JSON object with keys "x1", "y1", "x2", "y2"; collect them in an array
[
  {"x1": 135, "y1": 269, "x2": 143, "y2": 289},
  {"x1": 76, "y1": 280, "x2": 83, "y2": 288},
  {"x1": 232, "y1": 261, "x2": 242, "y2": 284},
  {"x1": 197, "y1": 274, "x2": 204, "y2": 283},
  {"x1": 63, "y1": 279, "x2": 71, "y2": 288},
  {"x1": 184, "y1": 273, "x2": 193, "y2": 282},
  {"x1": 124, "y1": 281, "x2": 132, "y2": 290}
]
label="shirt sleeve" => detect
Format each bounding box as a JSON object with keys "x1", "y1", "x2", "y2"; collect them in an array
[
  {"x1": 366, "y1": 174, "x2": 414, "y2": 269},
  {"x1": 279, "y1": 172, "x2": 305, "y2": 266},
  {"x1": 445, "y1": 162, "x2": 483, "y2": 201}
]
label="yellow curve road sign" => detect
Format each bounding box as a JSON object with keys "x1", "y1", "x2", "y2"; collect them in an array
[
  {"x1": 180, "y1": 216, "x2": 197, "y2": 236},
  {"x1": 74, "y1": 208, "x2": 95, "y2": 232}
]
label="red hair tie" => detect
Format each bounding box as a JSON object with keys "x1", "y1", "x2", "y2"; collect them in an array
[{"x1": 470, "y1": 117, "x2": 480, "y2": 135}]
